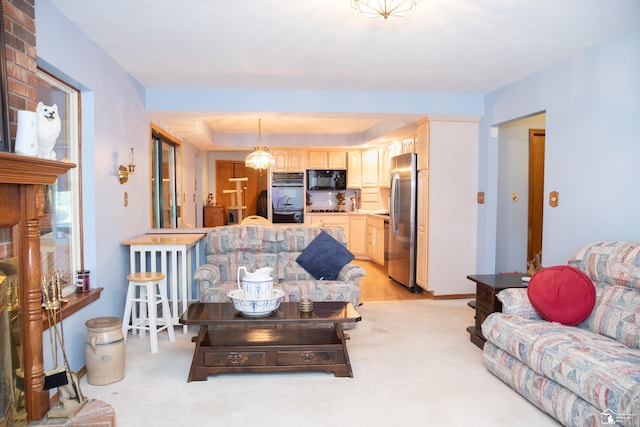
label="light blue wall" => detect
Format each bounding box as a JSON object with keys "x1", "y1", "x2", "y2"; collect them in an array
[
  {"x1": 479, "y1": 27, "x2": 640, "y2": 272},
  {"x1": 36, "y1": 0, "x2": 153, "y2": 371}
]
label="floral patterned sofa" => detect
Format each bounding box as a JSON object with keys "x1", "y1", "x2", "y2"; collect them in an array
[
  {"x1": 193, "y1": 225, "x2": 365, "y2": 310},
  {"x1": 482, "y1": 241, "x2": 640, "y2": 427}
]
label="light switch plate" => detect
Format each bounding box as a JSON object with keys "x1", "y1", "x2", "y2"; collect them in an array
[{"x1": 549, "y1": 191, "x2": 559, "y2": 207}]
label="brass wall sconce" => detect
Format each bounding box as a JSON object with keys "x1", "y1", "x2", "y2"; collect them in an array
[{"x1": 118, "y1": 147, "x2": 136, "y2": 184}]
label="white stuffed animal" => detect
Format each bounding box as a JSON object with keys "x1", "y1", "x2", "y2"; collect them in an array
[{"x1": 36, "y1": 102, "x2": 61, "y2": 160}]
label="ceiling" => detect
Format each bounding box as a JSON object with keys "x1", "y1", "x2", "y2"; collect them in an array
[{"x1": 49, "y1": 0, "x2": 640, "y2": 150}]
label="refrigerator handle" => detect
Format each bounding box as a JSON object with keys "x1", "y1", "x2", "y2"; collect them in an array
[{"x1": 390, "y1": 173, "x2": 399, "y2": 235}]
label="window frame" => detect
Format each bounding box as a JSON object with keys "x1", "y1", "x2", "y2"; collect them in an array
[
  {"x1": 37, "y1": 69, "x2": 83, "y2": 295},
  {"x1": 151, "y1": 125, "x2": 182, "y2": 229}
]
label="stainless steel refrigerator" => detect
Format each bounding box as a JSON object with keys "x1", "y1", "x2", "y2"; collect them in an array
[{"x1": 388, "y1": 152, "x2": 418, "y2": 290}]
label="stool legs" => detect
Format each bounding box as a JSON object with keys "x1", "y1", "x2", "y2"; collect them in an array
[
  {"x1": 157, "y1": 276, "x2": 176, "y2": 344},
  {"x1": 122, "y1": 273, "x2": 175, "y2": 353}
]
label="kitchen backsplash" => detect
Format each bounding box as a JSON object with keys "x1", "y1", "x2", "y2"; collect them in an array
[{"x1": 307, "y1": 189, "x2": 360, "y2": 211}]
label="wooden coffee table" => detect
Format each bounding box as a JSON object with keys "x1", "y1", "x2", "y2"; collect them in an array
[{"x1": 179, "y1": 301, "x2": 362, "y2": 381}]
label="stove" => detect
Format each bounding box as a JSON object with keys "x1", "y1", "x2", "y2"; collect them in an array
[{"x1": 310, "y1": 209, "x2": 342, "y2": 213}]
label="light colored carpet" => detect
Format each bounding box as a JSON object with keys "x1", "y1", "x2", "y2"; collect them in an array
[{"x1": 80, "y1": 299, "x2": 560, "y2": 426}]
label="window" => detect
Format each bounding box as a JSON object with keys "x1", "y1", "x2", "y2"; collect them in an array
[{"x1": 37, "y1": 70, "x2": 82, "y2": 295}]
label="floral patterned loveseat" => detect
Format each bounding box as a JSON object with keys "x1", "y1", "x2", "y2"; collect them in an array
[
  {"x1": 193, "y1": 225, "x2": 365, "y2": 310},
  {"x1": 482, "y1": 241, "x2": 640, "y2": 426}
]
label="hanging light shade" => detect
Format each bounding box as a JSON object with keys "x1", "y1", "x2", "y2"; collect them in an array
[
  {"x1": 245, "y1": 118, "x2": 275, "y2": 170},
  {"x1": 350, "y1": 0, "x2": 421, "y2": 20}
]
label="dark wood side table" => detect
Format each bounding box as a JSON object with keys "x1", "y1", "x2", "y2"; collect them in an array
[
  {"x1": 203, "y1": 205, "x2": 225, "y2": 227},
  {"x1": 466, "y1": 274, "x2": 528, "y2": 349}
]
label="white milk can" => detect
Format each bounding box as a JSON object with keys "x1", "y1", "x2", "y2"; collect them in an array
[{"x1": 85, "y1": 316, "x2": 125, "y2": 385}]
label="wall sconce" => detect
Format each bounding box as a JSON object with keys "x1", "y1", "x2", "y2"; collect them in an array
[{"x1": 118, "y1": 147, "x2": 136, "y2": 184}]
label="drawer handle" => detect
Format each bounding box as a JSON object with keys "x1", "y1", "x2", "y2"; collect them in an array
[
  {"x1": 227, "y1": 353, "x2": 245, "y2": 364},
  {"x1": 299, "y1": 353, "x2": 315, "y2": 363}
]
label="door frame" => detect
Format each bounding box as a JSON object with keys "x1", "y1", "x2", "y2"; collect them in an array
[{"x1": 527, "y1": 129, "x2": 545, "y2": 263}]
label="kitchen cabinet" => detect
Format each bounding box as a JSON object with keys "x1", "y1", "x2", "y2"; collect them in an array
[
  {"x1": 308, "y1": 151, "x2": 347, "y2": 169},
  {"x1": 308, "y1": 151, "x2": 327, "y2": 169},
  {"x1": 347, "y1": 151, "x2": 362, "y2": 188},
  {"x1": 348, "y1": 213, "x2": 367, "y2": 257},
  {"x1": 367, "y1": 216, "x2": 385, "y2": 266},
  {"x1": 416, "y1": 170, "x2": 428, "y2": 289},
  {"x1": 422, "y1": 117, "x2": 479, "y2": 296},
  {"x1": 359, "y1": 188, "x2": 379, "y2": 211},
  {"x1": 378, "y1": 144, "x2": 390, "y2": 188},
  {"x1": 328, "y1": 151, "x2": 347, "y2": 169},
  {"x1": 307, "y1": 214, "x2": 349, "y2": 243},
  {"x1": 361, "y1": 149, "x2": 378, "y2": 187},
  {"x1": 273, "y1": 150, "x2": 305, "y2": 172},
  {"x1": 416, "y1": 119, "x2": 430, "y2": 171},
  {"x1": 401, "y1": 137, "x2": 416, "y2": 155}
]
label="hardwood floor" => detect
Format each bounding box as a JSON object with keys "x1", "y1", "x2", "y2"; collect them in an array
[{"x1": 354, "y1": 259, "x2": 429, "y2": 302}]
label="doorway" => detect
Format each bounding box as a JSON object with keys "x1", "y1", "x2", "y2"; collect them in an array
[
  {"x1": 151, "y1": 131, "x2": 180, "y2": 228},
  {"x1": 495, "y1": 113, "x2": 546, "y2": 272},
  {"x1": 215, "y1": 161, "x2": 267, "y2": 224},
  {"x1": 527, "y1": 129, "x2": 545, "y2": 263}
]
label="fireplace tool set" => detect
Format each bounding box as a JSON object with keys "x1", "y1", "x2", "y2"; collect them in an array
[{"x1": 41, "y1": 271, "x2": 87, "y2": 418}]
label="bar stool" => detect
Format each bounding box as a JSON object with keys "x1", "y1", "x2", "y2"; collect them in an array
[{"x1": 122, "y1": 272, "x2": 176, "y2": 353}]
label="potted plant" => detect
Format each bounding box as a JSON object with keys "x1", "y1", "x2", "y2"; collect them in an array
[{"x1": 336, "y1": 192, "x2": 346, "y2": 212}]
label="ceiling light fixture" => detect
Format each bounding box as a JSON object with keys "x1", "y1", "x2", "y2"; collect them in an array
[
  {"x1": 350, "y1": 0, "x2": 421, "y2": 20},
  {"x1": 245, "y1": 118, "x2": 275, "y2": 170}
]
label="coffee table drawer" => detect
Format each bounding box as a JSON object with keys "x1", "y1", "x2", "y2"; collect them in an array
[
  {"x1": 204, "y1": 351, "x2": 266, "y2": 367},
  {"x1": 277, "y1": 350, "x2": 338, "y2": 366}
]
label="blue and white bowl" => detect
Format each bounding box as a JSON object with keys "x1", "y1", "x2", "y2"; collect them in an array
[{"x1": 227, "y1": 288, "x2": 285, "y2": 317}]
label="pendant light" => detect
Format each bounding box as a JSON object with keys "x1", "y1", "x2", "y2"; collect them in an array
[
  {"x1": 350, "y1": 0, "x2": 421, "y2": 20},
  {"x1": 245, "y1": 118, "x2": 275, "y2": 170}
]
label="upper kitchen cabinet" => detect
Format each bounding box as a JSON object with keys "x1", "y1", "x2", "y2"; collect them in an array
[
  {"x1": 273, "y1": 150, "x2": 305, "y2": 172},
  {"x1": 308, "y1": 151, "x2": 347, "y2": 169},
  {"x1": 361, "y1": 149, "x2": 378, "y2": 187},
  {"x1": 347, "y1": 151, "x2": 362, "y2": 188},
  {"x1": 401, "y1": 137, "x2": 416, "y2": 155},
  {"x1": 416, "y1": 118, "x2": 430, "y2": 171},
  {"x1": 378, "y1": 144, "x2": 390, "y2": 188},
  {"x1": 328, "y1": 151, "x2": 347, "y2": 169},
  {"x1": 308, "y1": 151, "x2": 327, "y2": 169}
]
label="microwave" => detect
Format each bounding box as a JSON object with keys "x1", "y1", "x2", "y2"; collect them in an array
[{"x1": 307, "y1": 169, "x2": 347, "y2": 191}]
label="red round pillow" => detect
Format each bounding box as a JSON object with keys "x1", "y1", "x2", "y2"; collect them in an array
[{"x1": 527, "y1": 265, "x2": 596, "y2": 325}]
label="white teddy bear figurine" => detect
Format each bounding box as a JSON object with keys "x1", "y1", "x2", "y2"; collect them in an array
[{"x1": 36, "y1": 101, "x2": 61, "y2": 160}]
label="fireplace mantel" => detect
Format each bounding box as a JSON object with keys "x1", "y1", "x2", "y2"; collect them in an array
[
  {"x1": 0, "y1": 151, "x2": 75, "y2": 420},
  {"x1": 0, "y1": 152, "x2": 75, "y2": 184}
]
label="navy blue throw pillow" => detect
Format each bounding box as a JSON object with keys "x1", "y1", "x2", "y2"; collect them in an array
[{"x1": 296, "y1": 231, "x2": 354, "y2": 280}]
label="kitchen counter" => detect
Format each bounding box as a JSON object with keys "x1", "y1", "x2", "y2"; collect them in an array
[{"x1": 349, "y1": 210, "x2": 390, "y2": 222}]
